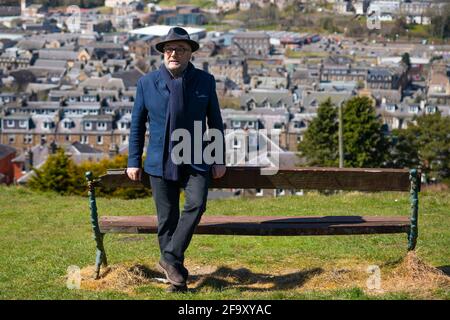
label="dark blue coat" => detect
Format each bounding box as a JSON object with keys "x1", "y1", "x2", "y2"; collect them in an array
[{"x1": 127, "y1": 66, "x2": 225, "y2": 177}]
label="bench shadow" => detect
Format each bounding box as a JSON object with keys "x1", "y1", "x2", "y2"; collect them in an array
[
  {"x1": 124, "y1": 264, "x2": 324, "y2": 292},
  {"x1": 189, "y1": 266, "x2": 324, "y2": 292},
  {"x1": 437, "y1": 265, "x2": 450, "y2": 277}
]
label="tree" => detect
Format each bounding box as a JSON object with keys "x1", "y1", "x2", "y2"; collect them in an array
[
  {"x1": 429, "y1": 4, "x2": 450, "y2": 39},
  {"x1": 342, "y1": 97, "x2": 388, "y2": 168},
  {"x1": 299, "y1": 97, "x2": 389, "y2": 168},
  {"x1": 28, "y1": 148, "x2": 77, "y2": 195},
  {"x1": 402, "y1": 52, "x2": 411, "y2": 70},
  {"x1": 389, "y1": 112, "x2": 450, "y2": 182},
  {"x1": 386, "y1": 128, "x2": 420, "y2": 170},
  {"x1": 298, "y1": 98, "x2": 339, "y2": 166}
]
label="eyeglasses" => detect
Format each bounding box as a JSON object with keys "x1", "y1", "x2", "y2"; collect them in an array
[{"x1": 163, "y1": 47, "x2": 190, "y2": 55}]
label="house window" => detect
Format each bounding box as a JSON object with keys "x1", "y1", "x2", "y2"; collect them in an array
[
  {"x1": 247, "y1": 121, "x2": 255, "y2": 128},
  {"x1": 65, "y1": 135, "x2": 71, "y2": 142},
  {"x1": 64, "y1": 121, "x2": 73, "y2": 129},
  {"x1": 273, "y1": 123, "x2": 283, "y2": 129},
  {"x1": 23, "y1": 134, "x2": 33, "y2": 144},
  {"x1": 97, "y1": 135, "x2": 103, "y2": 145},
  {"x1": 122, "y1": 135, "x2": 128, "y2": 143},
  {"x1": 19, "y1": 120, "x2": 27, "y2": 128},
  {"x1": 426, "y1": 106, "x2": 436, "y2": 114},
  {"x1": 81, "y1": 135, "x2": 88, "y2": 144},
  {"x1": 233, "y1": 137, "x2": 241, "y2": 149},
  {"x1": 85, "y1": 122, "x2": 92, "y2": 130},
  {"x1": 386, "y1": 105, "x2": 396, "y2": 112},
  {"x1": 231, "y1": 121, "x2": 241, "y2": 129},
  {"x1": 409, "y1": 106, "x2": 419, "y2": 114},
  {"x1": 294, "y1": 121, "x2": 304, "y2": 129},
  {"x1": 6, "y1": 120, "x2": 14, "y2": 128},
  {"x1": 97, "y1": 122, "x2": 107, "y2": 131},
  {"x1": 255, "y1": 188, "x2": 263, "y2": 197},
  {"x1": 8, "y1": 134, "x2": 15, "y2": 144}
]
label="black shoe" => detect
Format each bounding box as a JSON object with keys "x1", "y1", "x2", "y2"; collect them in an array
[
  {"x1": 158, "y1": 259, "x2": 186, "y2": 287},
  {"x1": 166, "y1": 283, "x2": 188, "y2": 293},
  {"x1": 178, "y1": 264, "x2": 189, "y2": 282}
]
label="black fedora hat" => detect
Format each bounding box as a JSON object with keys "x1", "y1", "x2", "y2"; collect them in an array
[{"x1": 155, "y1": 27, "x2": 199, "y2": 53}]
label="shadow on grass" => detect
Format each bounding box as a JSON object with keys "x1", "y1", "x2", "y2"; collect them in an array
[
  {"x1": 116, "y1": 264, "x2": 324, "y2": 292},
  {"x1": 190, "y1": 266, "x2": 324, "y2": 292},
  {"x1": 437, "y1": 266, "x2": 450, "y2": 277}
]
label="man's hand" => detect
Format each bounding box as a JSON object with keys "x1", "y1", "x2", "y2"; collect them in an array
[
  {"x1": 211, "y1": 164, "x2": 226, "y2": 179},
  {"x1": 126, "y1": 167, "x2": 142, "y2": 181}
]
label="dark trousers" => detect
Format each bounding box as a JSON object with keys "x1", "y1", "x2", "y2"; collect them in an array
[{"x1": 149, "y1": 165, "x2": 211, "y2": 267}]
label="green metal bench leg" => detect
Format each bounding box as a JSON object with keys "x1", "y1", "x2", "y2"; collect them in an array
[
  {"x1": 94, "y1": 234, "x2": 107, "y2": 279},
  {"x1": 86, "y1": 172, "x2": 108, "y2": 279},
  {"x1": 408, "y1": 169, "x2": 420, "y2": 251}
]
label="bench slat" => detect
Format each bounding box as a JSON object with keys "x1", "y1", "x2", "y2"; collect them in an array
[
  {"x1": 99, "y1": 167, "x2": 412, "y2": 191},
  {"x1": 99, "y1": 215, "x2": 410, "y2": 236}
]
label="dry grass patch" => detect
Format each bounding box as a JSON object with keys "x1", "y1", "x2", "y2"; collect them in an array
[{"x1": 76, "y1": 252, "x2": 450, "y2": 298}]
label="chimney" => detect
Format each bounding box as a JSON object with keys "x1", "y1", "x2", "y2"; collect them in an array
[
  {"x1": 24, "y1": 149, "x2": 33, "y2": 172},
  {"x1": 49, "y1": 141, "x2": 57, "y2": 154},
  {"x1": 109, "y1": 144, "x2": 119, "y2": 158}
]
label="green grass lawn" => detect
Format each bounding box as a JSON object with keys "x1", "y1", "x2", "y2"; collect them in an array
[
  {"x1": 156, "y1": 0, "x2": 215, "y2": 8},
  {"x1": 0, "y1": 186, "x2": 448, "y2": 299}
]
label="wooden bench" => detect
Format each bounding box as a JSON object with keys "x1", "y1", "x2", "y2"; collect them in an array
[{"x1": 85, "y1": 167, "x2": 421, "y2": 279}]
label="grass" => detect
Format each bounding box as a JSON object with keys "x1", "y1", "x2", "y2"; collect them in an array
[
  {"x1": 156, "y1": 0, "x2": 215, "y2": 8},
  {"x1": 285, "y1": 50, "x2": 329, "y2": 59},
  {"x1": 0, "y1": 186, "x2": 448, "y2": 299}
]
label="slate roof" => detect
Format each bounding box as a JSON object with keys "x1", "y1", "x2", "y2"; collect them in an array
[
  {"x1": 33, "y1": 59, "x2": 67, "y2": 69},
  {"x1": 112, "y1": 68, "x2": 145, "y2": 89},
  {"x1": 0, "y1": 144, "x2": 16, "y2": 159},
  {"x1": 71, "y1": 141, "x2": 104, "y2": 154},
  {"x1": 38, "y1": 49, "x2": 78, "y2": 61}
]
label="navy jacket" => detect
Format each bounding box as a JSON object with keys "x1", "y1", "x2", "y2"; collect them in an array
[{"x1": 127, "y1": 66, "x2": 225, "y2": 176}]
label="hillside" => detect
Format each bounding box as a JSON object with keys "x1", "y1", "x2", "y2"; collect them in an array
[{"x1": 0, "y1": 186, "x2": 448, "y2": 299}]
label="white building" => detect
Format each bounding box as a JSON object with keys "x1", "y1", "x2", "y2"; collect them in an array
[
  {"x1": 105, "y1": 0, "x2": 136, "y2": 8},
  {"x1": 129, "y1": 25, "x2": 206, "y2": 42},
  {"x1": 368, "y1": 1, "x2": 401, "y2": 16}
]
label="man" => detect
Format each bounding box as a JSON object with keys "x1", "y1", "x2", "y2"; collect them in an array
[{"x1": 126, "y1": 27, "x2": 226, "y2": 292}]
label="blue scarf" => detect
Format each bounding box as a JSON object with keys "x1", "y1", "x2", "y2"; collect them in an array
[{"x1": 160, "y1": 62, "x2": 196, "y2": 181}]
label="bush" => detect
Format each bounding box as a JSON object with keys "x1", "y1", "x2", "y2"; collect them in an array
[{"x1": 28, "y1": 149, "x2": 151, "y2": 199}]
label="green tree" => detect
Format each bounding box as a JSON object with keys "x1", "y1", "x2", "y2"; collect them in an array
[
  {"x1": 402, "y1": 52, "x2": 411, "y2": 69},
  {"x1": 28, "y1": 151, "x2": 151, "y2": 199},
  {"x1": 320, "y1": 17, "x2": 339, "y2": 34},
  {"x1": 389, "y1": 112, "x2": 450, "y2": 182},
  {"x1": 298, "y1": 98, "x2": 339, "y2": 166},
  {"x1": 342, "y1": 97, "x2": 388, "y2": 167},
  {"x1": 386, "y1": 128, "x2": 420, "y2": 170},
  {"x1": 429, "y1": 4, "x2": 450, "y2": 39},
  {"x1": 28, "y1": 148, "x2": 77, "y2": 195}
]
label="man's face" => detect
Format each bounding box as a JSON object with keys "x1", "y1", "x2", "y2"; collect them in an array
[{"x1": 163, "y1": 40, "x2": 192, "y2": 75}]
